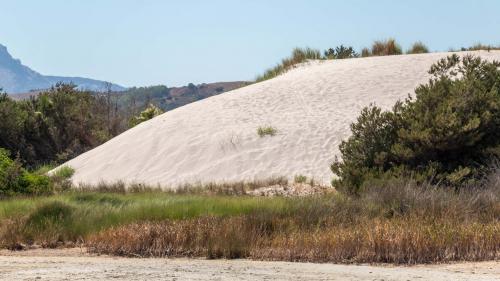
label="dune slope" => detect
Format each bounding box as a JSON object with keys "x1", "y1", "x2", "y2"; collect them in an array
[{"x1": 60, "y1": 51, "x2": 500, "y2": 187}]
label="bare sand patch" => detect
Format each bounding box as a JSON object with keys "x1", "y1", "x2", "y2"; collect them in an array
[{"x1": 0, "y1": 248, "x2": 498, "y2": 281}]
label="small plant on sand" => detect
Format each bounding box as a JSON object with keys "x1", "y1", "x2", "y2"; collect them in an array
[
  {"x1": 50, "y1": 166, "x2": 75, "y2": 191},
  {"x1": 294, "y1": 174, "x2": 307, "y2": 184},
  {"x1": 257, "y1": 126, "x2": 277, "y2": 137},
  {"x1": 407, "y1": 41, "x2": 429, "y2": 54}
]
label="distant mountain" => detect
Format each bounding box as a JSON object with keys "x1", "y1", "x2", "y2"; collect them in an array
[{"x1": 0, "y1": 44, "x2": 125, "y2": 94}]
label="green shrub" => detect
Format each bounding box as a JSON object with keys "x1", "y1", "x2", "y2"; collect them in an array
[
  {"x1": 332, "y1": 55, "x2": 500, "y2": 193},
  {"x1": 129, "y1": 104, "x2": 164, "y2": 127},
  {"x1": 407, "y1": 41, "x2": 429, "y2": 54},
  {"x1": 257, "y1": 126, "x2": 277, "y2": 137},
  {"x1": 0, "y1": 148, "x2": 52, "y2": 197},
  {"x1": 370, "y1": 38, "x2": 402, "y2": 56},
  {"x1": 324, "y1": 45, "x2": 358, "y2": 59}
]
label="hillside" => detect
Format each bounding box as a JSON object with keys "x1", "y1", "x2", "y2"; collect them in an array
[
  {"x1": 58, "y1": 51, "x2": 500, "y2": 187},
  {"x1": 115, "y1": 81, "x2": 247, "y2": 112},
  {"x1": 0, "y1": 44, "x2": 124, "y2": 93}
]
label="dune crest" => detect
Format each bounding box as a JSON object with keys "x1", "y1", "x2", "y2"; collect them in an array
[{"x1": 60, "y1": 51, "x2": 500, "y2": 188}]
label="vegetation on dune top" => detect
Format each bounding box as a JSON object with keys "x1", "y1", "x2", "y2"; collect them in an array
[
  {"x1": 407, "y1": 41, "x2": 429, "y2": 54},
  {"x1": 255, "y1": 39, "x2": 499, "y2": 82},
  {"x1": 255, "y1": 47, "x2": 322, "y2": 82}
]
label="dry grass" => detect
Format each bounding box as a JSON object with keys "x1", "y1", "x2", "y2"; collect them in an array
[
  {"x1": 407, "y1": 41, "x2": 429, "y2": 54},
  {"x1": 465, "y1": 44, "x2": 500, "y2": 51},
  {"x1": 255, "y1": 48, "x2": 321, "y2": 82},
  {"x1": 1, "y1": 176, "x2": 499, "y2": 264},
  {"x1": 87, "y1": 215, "x2": 499, "y2": 264},
  {"x1": 86, "y1": 179, "x2": 500, "y2": 264},
  {"x1": 362, "y1": 38, "x2": 403, "y2": 57}
]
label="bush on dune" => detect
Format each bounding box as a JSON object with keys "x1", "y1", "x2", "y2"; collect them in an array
[
  {"x1": 407, "y1": 41, "x2": 429, "y2": 54},
  {"x1": 324, "y1": 45, "x2": 359, "y2": 59},
  {"x1": 332, "y1": 54, "x2": 500, "y2": 193},
  {"x1": 463, "y1": 43, "x2": 500, "y2": 52},
  {"x1": 369, "y1": 38, "x2": 403, "y2": 56},
  {"x1": 129, "y1": 103, "x2": 164, "y2": 127}
]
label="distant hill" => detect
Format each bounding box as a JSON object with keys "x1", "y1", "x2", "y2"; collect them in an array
[
  {"x1": 117, "y1": 82, "x2": 248, "y2": 112},
  {"x1": 0, "y1": 44, "x2": 124, "y2": 94}
]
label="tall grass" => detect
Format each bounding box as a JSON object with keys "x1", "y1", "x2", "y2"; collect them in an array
[
  {"x1": 1, "y1": 178, "x2": 495, "y2": 263},
  {"x1": 255, "y1": 48, "x2": 322, "y2": 82},
  {"x1": 0, "y1": 192, "x2": 292, "y2": 248},
  {"x1": 367, "y1": 38, "x2": 403, "y2": 57},
  {"x1": 407, "y1": 41, "x2": 429, "y2": 54},
  {"x1": 85, "y1": 180, "x2": 500, "y2": 263},
  {"x1": 464, "y1": 43, "x2": 500, "y2": 52}
]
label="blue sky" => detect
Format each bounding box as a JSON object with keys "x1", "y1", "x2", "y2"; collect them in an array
[{"x1": 1, "y1": 0, "x2": 499, "y2": 87}]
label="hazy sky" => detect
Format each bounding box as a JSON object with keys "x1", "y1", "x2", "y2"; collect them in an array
[{"x1": 1, "y1": 0, "x2": 499, "y2": 87}]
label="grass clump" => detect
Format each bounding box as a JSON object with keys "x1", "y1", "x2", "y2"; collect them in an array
[
  {"x1": 294, "y1": 175, "x2": 307, "y2": 184},
  {"x1": 407, "y1": 41, "x2": 429, "y2": 54},
  {"x1": 362, "y1": 38, "x2": 402, "y2": 57},
  {"x1": 256, "y1": 48, "x2": 321, "y2": 82},
  {"x1": 257, "y1": 126, "x2": 277, "y2": 137}
]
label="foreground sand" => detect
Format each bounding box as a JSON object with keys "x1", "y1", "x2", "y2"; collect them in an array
[
  {"x1": 0, "y1": 249, "x2": 498, "y2": 281},
  {"x1": 58, "y1": 51, "x2": 500, "y2": 188}
]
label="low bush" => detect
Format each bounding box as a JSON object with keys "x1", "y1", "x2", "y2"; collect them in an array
[
  {"x1": 332, "y1": 54, "x2": 500, "y2": 193},
  {"x1": 324, "y1": 45, "x2": 358, "y2": 59},
  {"x1": 129, "y1": 104, "x2": 164, "y2": 127},
  {"x1": 0, "y1": 148, "x2": 52, "y2": 197}
]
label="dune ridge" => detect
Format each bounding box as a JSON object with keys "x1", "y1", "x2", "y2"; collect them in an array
[{"x1": 60, "y1": 51, "x2": 500, "y2": 188}]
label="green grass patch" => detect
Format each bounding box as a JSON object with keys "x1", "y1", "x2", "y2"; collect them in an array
[{"x1": 257, "y1": 126, "x2": 277, "y2": 137}]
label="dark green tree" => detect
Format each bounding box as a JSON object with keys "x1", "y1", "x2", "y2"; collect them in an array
[{"x1": 332, "y1": 55, "x2": 500, "y2": 193}]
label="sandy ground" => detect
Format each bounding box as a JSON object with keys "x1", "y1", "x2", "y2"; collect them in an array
[
  {"x1": 56, "y1": 51, "x2": 500, "y2": 188},
  {"x1": 0, "y1": 248, "x2": 498, "y2": 281}
]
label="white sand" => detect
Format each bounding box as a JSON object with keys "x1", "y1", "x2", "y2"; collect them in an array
[
  {"x1": 59, "y1": 51, "x2": 500, "y2": 188},
  {"x1": 1, "y1": 249, "x2": 498, "y2": 281}
]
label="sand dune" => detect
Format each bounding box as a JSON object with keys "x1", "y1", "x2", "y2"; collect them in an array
[{"x1": 59, "y1": 51, "x2": 500, "y2": 188}]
